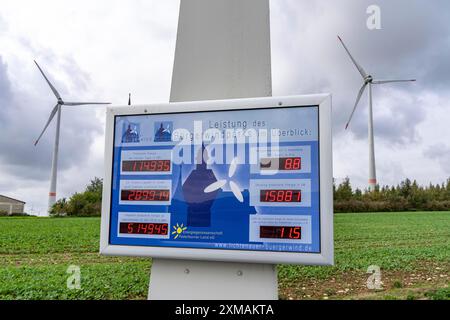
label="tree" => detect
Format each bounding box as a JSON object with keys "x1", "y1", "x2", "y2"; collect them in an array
[
  {"x1": 86, "y1": 177, "x2": 103, "y2": 194},
  {"x1": 49, "y1": 198, "x2": 68, "y2": 217},
  {"x1": 50, "y1": 178, "x2": 103, "y2": 217},
  {"x1": 335, "y1": 177, "x2": 353, "y2": 201},
  {"x1": 333, "y1": 177, "x2": 450, "y2": 213}
]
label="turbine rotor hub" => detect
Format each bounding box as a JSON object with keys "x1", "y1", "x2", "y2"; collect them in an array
[{"x1": 365, "y1": 75, "x2": 373, "y2": 83}]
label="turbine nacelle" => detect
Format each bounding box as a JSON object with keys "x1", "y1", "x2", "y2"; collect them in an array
[{"x1": 365, "y1": 75, "x2": 374, "y2": 84}]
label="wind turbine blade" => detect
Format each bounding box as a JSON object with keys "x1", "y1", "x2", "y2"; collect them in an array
[
  {"x1": 337, "y1": 36, "x2": 368, "y2": 79},
  {"x1": 228, "y1": 158, "x2": 238, "y2": 178},
  {"x1": 229, "y1": 181, "x2": 244, "y2": 203},
  {"x1": 204, "y1": 180, "x2": 227, "y2": 193},
  {"x1": 372, "y1": 79, "x2": 416, "y2": 85},
  {"x1": 345, "y1": 83, "x2": 367, "y2": 130},
  {"x1": 64, "y1": 102, "x2": 111, "y2": 106},
  {"x1": 34, "y1": 104, "x2": 59, "y2": 146},
  {"x1": 34, "y1": 61, "x2": 62, "y2": 100}
]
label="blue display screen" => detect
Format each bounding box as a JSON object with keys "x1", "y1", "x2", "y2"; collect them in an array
[{"x1": 109, "y1": 106, "x2": 321, "y2": 253}]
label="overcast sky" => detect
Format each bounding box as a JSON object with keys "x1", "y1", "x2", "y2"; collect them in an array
[{"x1": 0, "y1": 0, "x2": 449, "y2": 215}]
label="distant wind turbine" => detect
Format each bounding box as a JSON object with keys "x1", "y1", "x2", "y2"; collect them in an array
[
  {"x1": 338, "y1": 36, "x2": 416, "y2": 191},
  {"x1": 34, "y1": 60, "x2": 110, "y2": 214}
]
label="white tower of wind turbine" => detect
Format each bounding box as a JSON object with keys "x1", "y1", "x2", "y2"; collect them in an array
[
  {"x1": 337, "y1": 36, "x2": 416, "y2": 191},
  {"x1": 34, "y1": 61, "x2": 110, "y2": 215}
]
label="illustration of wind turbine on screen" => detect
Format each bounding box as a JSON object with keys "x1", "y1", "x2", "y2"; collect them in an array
[
  {"x1": 204, "y1": 158, "x2": 244, "y2": 203},
  {"x1": 33, "y1": 60, "x2": 110, "y2": 214},
  {"x1": 338, "y1": 36, "x2": 416, "y2": 191}
]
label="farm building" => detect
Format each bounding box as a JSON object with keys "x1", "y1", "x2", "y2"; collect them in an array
[{"x1": 0, "y1": 195, "x2": 26, "y2": 215}]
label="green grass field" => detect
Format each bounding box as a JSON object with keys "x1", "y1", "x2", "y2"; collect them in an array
[{"x1": 0, "y1": 212, "x2": 449, "y2": 300}]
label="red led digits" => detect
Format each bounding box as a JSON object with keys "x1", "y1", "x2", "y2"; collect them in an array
[
  {"x1": 120, "y1": 223, "x2": 169, "y2": 235},
  {"x1": 121, "y1": 189, "x2": 170, "y2": 201},
  {"x1": 260, "y1": 157, "x2": 301, "y2": 171},
  {"x1": 260, "y1": 226, "x2": 302, "y2": 240},
  {"x1": 122, "y1": 160, "x2": 171, "y2": 172},
  {"x1": 260, "y1": 190, "x2": 302, "y2": 203}
]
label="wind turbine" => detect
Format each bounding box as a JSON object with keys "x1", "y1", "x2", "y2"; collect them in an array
[
  {"x1": 34, "y1": 60, "x2": 110, "y2": 214},
  {"x1": 337, "y1": 36, "x2": 416, "y2": 191}
]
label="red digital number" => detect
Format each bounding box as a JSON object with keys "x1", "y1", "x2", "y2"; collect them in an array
[
  {"x1": 285, "y1": 190, "x2": 293, "y2": 202},
  {"x1": 260, "y1": 226, "x2": 301, "y2": 239},
  {"x1": 284, "y1": 158, "x2": 293, "y2": 170},
  {"x1": 161, "y1": 224, "x2": 168, "y2": 235},
  {"x1": 270, "y1": 191, "x2": 276, "y2": 202},
  {"x1": 281, "y1": 157, "x2": 301, "y2": 170},
  {"x1": 277, "y1": 191, "x2": 285, "y2": 202},
  {"x1": 122, "y1": 189, "x2": 170, "y2": 201},
  {"x1": 289, "y1": 227, "x2": 301, "y2": 239},
  {"x1": 163, "y1": 160, "x2": 170, "y2": 171},
  {"x1": 293, "y1": 158, "x2": 301, "y2": 170},
  {"x1": 134, "y1": 190, "x2": 142, "y2": 201},
  {"x1": 124, "y1": 160, "x2": 171, "y2": 172},
  {"x1": 128, "y1": 190, "x2": 135, "y2": 201},
  {"x1": 261, "y1": 190, "x2": 301, "y2": 203},
  {"x1": 120, "y1": 223, "x2": 169, "y2": 235}
]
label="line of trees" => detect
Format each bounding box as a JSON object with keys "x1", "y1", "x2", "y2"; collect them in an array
[
  {"x1": 334, "y1": 177, "x2": 450, "y2": 213},
  {"x1": 50, "y1": 177, "x2": 450, "y2": 217},
  {"x1": 50, "y1": 178, "x2": 103, "y2": 217}
]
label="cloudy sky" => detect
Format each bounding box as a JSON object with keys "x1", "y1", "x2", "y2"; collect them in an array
[{"x1": 0, "y1": 0, "x2": 449, "y2": 215}]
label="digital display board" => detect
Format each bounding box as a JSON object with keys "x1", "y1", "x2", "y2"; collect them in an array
[{"x1": 100, "y1": 95, "x2": 333, "y2": 265}]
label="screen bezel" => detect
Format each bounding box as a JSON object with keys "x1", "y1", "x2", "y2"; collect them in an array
[{"x1": 100, "y1": 94, "x2": 333, "y2": 266}]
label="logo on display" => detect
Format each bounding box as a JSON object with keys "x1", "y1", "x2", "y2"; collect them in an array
[
  {"x1": 154, "y1": 121, "x2": 173, "y2": 142},
  {"x1": 172, "y1": 223, "x2": 187, "y2": 239},
  {"x1": 204, "y1": 158, "x2": 244, "y2": 203},
  {"x1": 122, "y1": 123, "x2": 140, "y2": 143}
]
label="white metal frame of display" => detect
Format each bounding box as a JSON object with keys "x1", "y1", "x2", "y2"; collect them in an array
[{"x1": 100, "y1": 94, "x2": 333, "y2": 266}]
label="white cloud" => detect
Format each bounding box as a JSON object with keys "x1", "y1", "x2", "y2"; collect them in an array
[
  {"x1": 0, "y1": 0, "x2": 449, "y2": 215},
  {"x1": 270, "y1": 0, "x2": 450, "y2": 189}
]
